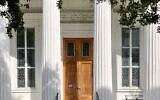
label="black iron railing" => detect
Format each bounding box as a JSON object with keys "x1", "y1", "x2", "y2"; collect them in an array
[
  {"x1": 125, "y1": 94, "x2": 143, "y2": 100},
  {"x1": 96, "y1": 92, "x2": 100, "y2": 100},
  {"x1": 55, "y1": 92, "x2": 59, "y2": 100}
]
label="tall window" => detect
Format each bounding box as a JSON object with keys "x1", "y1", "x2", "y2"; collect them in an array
[
  {"x1": 17, "y1": 28, "x2": 35, "y2": 88},
  {"x1": 122, "y1": 28, "x2": 140, "y2": 87}
]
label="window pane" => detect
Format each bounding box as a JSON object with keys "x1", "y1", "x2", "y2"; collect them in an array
[
  {"x1": 17, "y1": 30, "x2": 24, "y2": 48},
  {"x1": 132, "y1": 68, "x2": 139, "y2": 86},
  {"x1": 27, "y1": 28, "x2": 35, "y2": 48},
  {"x1": 122, "y1": 28, "x2": 130, "y2": 47},
  {"x1": 67, "y1": 42, "x2": 74, "y2": 57},
  {"x1": 18, "y1": 68, "x2": 25, "y2": 87},
  {"x1": 17, "y1": 49, "x2": 25, "y2": 67},
  {"x1": 132, "y1": 28, "x2": 139, "y2": 47},
  {"x1": 27, "y1": 49, "x2": 35, "y2": 67},
  {"x1": 122, "y1": 48, "x2": 130, "y2": 66},
  {"x1": 83, "y1": 42, "x2": 89, "y2": 56},
  {"x1": 132, "y1": 48, "x2": 139, "y2": 66},
  {"x1": 122, "y1": 68, "x2": 130, "y2": 87},
  {"x1": 28, "y1": 68, "x2": 35, "y2": 87}
]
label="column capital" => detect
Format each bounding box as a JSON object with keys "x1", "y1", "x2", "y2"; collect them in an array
[{"x1": 95, "y1": 0, "x2": 110, "y2": 4}]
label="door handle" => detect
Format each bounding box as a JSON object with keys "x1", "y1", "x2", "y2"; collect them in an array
[{"x1": 77, "y1": 87, "x2": 81, "y2": 90}]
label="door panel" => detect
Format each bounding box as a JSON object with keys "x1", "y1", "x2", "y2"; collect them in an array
[
  {"x1": 64, "y1": 39, "x2": 77, "y2": 100},
  {"x1": 65, "y1": 63, "x2": 77, "y2": 100},
  {"x1": 77, "y1": 61, "x2": 93, "y2": 100},
  {"x1": 63, "y1": 38, "x2": 93, "y2": 100}
]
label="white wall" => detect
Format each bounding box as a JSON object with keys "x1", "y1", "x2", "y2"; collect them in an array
[
  {"x1": 61, "y1": 23, "x2": 94, "y2": 38},
  {"x1": 0, "y1": 17, "x2": 11, "y2": 100}
]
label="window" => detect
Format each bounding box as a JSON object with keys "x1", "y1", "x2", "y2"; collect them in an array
[
  {"x1": 17, "y1": 28, "x2": 35, "y2": 88},
  {"x1": 122, "y1": 28, "x2": 140, "y2": 87},
  {"x1": 82, "y1": 42, "x2": 89, "y2": 56},
  {"x1": 67, "y1": 42, "x2": 75, "y2": 57}
]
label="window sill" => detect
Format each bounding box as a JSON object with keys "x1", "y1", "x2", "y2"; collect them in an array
[
  {"x1": 116, "y1": 88, "x2": 142, "y2": 92},
  {"x1": 12, "y1": 88, "x2": 40, "y2": 93}
]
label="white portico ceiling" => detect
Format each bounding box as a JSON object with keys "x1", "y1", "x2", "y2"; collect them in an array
[
  {"x1": 22, "y1": 0, "x2": 93, "y2": 10},
  {"x1": 62, "y1": 0, "x2": 93, "y2": 10}
]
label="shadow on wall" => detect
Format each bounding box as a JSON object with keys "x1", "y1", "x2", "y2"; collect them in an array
[
  {"x1": 42, "y1": 61, "x2": 61, "y2": 100},
  {"x1": 144, "y1": 88, "x2": 160, "y2": 100},
  {"x1": 0, "y1": 17, "x2": 11, "y2": 100},
  {"x1": 0, "y1": 49, "x2": 11, "y2": 100}
]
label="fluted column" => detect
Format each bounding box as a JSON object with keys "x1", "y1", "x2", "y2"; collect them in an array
[
  {"x1": 42, "y1": 0, "x2": 61, "y2": 100},
  {"x1": 144, "y1": 24, "x2": 160, "y2": 100},
  {"x1": 0, "y1": 18, "x2": 11, "y2": 100},
  {"x1": 94, "y1": 0, "x2": 112, "y2": 100}
]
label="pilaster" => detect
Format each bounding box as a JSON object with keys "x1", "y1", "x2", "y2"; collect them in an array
[
  {"x1": 42, "y1": 0, "x2": 61, "y2": 100},
  {"x1": 144, "y1": 24, "x2": 160, "y2": 100},
  {"x1": 94, "y1": 0, "x2": 112, "y2": 100}
]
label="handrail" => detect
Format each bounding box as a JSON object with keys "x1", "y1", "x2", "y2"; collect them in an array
[
  {"x1": 96, "y1": 92, "x2": 100, "y2": 100},
  {"x1": 125, "y1": 94, "x2": 143, "y2": 100},
  {"x1": 55, "y1": 92, "x2": 59, "y2": 100},
  {"x1": 125, "y1": 98, "x2": 139, "y2": 100}
]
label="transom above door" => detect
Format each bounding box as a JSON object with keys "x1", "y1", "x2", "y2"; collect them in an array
[{"x1": 63, "y1": 38, "x2": 93, "y2": 100}]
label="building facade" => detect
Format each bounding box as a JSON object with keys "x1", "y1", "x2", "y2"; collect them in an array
[{"x1": 0, "y1": 0, "x2": 160, "y2": 100}]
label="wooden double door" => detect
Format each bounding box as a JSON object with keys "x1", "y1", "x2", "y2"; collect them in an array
[{"x1": 63, "y1": 38, "x2": 93, "y2": 100}]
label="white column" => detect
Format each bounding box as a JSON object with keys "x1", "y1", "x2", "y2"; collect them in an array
[
  {"x1": 94, "y1": 0, "x2": 112, "y2": 100},
  {"x1": 0, "y1": 18, "x2": 11, "y2": 100},
  {"x1": 42, "y1": 0, "x2": 61, "y2": 100},
  {"x1": 144, "y1": 24, "x2": 160, "y2": 100}
]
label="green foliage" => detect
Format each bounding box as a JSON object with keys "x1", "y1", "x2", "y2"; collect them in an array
[
  {"x1": 57, "y1": 0, "x2": 63, "y2": 9},
  {"x1": 0, "y1": 0, "x2": 29, "y2": 38},
  {"x1": 111, "y1": 0, "x2": 160, "y2": 27}
]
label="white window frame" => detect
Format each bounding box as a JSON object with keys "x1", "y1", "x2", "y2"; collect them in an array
[
  {"x1": 9, "y1": 15, "x2": 42, "y2": 92},
  {"x1": 121, "y1": 28, "x2": 140, "y2": 89},
  {"x1": 17, "y1": 28, "x2": 36, "y2": 89}
]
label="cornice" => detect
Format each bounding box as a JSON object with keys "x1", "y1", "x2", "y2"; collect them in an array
[{"x1": 22, "y1": 8, "x2": 94, "y2": 23}]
